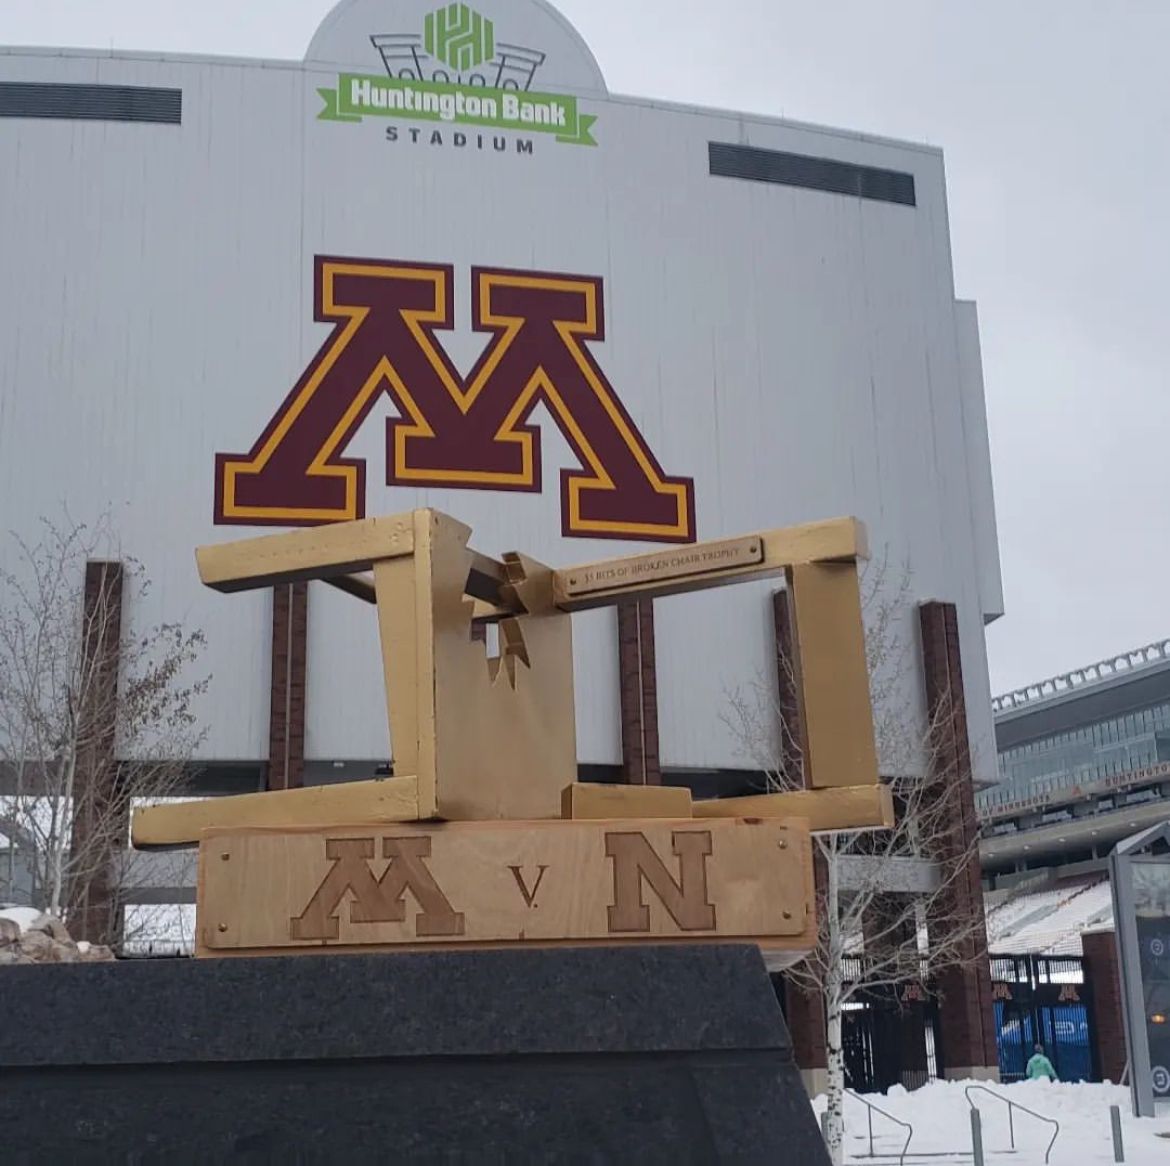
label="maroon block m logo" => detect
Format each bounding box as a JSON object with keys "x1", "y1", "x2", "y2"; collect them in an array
[{"x1": 216, "y1": 258, "x2": 696, "y2": 543}]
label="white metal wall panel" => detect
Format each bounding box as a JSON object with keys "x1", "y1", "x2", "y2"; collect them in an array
[
  {"x1": 0, "y1": 52, "x2": 309, "y2": 761},
  {"x1": 0, "y1": 31, "x2": 1002, "y2": 775},
  {"x1": 955, "y1": 300, "x2": 1005, "y2": 625}
]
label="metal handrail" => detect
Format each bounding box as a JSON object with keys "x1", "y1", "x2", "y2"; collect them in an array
[
  {"x1": 844, "y1": 1089, "x2": 913, "y2": 1165},
  {"x1": 964, "y1": 1084, "x2": 1060, "y2": 1164}
]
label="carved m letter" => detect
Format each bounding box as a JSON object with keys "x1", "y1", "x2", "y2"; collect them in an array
[
  {"x1": 377, "y1": 837, "x2": 465, "y2": 937},
  {"x1": 605, "y1": 831, "x2": 716, "y2": 933},
  {"x1": 290, "y1": 836, "x2": 464, "y2": 941}
]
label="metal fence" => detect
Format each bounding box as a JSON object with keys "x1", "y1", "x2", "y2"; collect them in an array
[
  {"x1": 991, "y1": 954, "x2": 1096, "y2": 1083},
  {"x1": 834, "y1": 958, "x2": 945, "y2": 1094},
  {"x1": 778, "y1": 953, "x2": 1101, "y2": 1094}
]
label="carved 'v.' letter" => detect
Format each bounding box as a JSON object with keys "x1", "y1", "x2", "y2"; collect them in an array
[
  {"x1": 508, "y1": 864, "x2": 549, "y2": 908},
  {"x1": 214, "y1": 257, "x2": 696, "y2": 543},
  {"x1": 605, "y1": 831, "x2": 716, "y2": 933}
]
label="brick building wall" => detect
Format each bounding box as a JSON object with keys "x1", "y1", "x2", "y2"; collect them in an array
[
  {"x1": 618, "y1": 600, "x2": 660, "y2": 785},
  {"x1": 268, "y1": 582, "x2": 308, "y2": 791},
  {"x1": 920, "y1": 601, "x2": 998, "y2": 1078},
  {"x1": 1082, "y1": 930, "x2": 1127, "y2": 1084}
]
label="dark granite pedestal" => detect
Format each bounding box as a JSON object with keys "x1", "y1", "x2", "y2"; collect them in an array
[{"x1": 1, "y1": 944, "x2": 829, "y2": 1165}]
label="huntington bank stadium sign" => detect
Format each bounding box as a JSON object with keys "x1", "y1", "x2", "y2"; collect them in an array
[
  {"x1": 214, "y1": 260, "x2": 697, "y2": 543},
  {"x1": 317, "y1": 2, "x2": 598, "y2": 147}
]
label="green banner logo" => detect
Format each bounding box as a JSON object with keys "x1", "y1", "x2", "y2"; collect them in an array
[
  {"x1": 319, "y1": 74, "x2": 598, "y2": 146},
  {"x1": 318, "y1": 3, "x2": 598, "y2": 148}
]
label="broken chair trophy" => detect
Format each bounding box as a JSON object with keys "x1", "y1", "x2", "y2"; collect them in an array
[{"x1": 132, "y1": 511, "x2": 890, "y2": 963}]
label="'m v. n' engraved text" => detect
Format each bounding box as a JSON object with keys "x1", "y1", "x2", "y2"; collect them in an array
[
  {"x1": 290, "y1": 836, "x2": 465, "y2": 941},
  {"x1": 215, "y1": 258, "x2": 696, "y2": 543},
  {"x1": 605, "y1": 830, "x2": 717, "y2": 933},
  {"x1": 286, "y1": 829, "x2": 721, "y2": 944}
]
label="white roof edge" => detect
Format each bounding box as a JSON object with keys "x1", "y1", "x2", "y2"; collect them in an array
[
  {"x1": 994, "y1": 638, "x2": 1170, "y2": 719},
  {"x1": 305, "y1": 0, "x2": 609, "y2": 93},
  {"x1": 0, "y1": 44, "x2": 945, "y2": 160}
]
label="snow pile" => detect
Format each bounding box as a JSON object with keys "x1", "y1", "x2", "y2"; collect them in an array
[
  {"x1": 811, "y1": 1079, "x2": 1170, "y2": 1164},
  {"x1": 0, "y1": 905, "x2": 44, "y2": 935}
]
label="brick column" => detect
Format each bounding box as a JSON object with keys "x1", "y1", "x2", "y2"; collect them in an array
[
  {"x1": 771, "y1": 590, "x2": 803, "y2": 778},
  {"x1": 617, "y1": 600, "x2": 660, "y2": 785},
  {"x1": 775, "y1": 589, "x2": 828, "y2": 1092},
  {"x1": 268, "y1": 582, "x2": 308, "y2": 791},
  {"x1": 67, "y1": 561, "x2": 125, "y2": 945},
  {"x1": 919, "y1": 601, "x2": 998, "y2": 1080},
  {"x1": 1083, "y1": 930, "x2": 1125, "y2": 1084},
  {"x1": 784, "y1": 979, "x2": 829, "y2": 1096}
]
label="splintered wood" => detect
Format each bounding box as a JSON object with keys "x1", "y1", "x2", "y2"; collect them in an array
[{"x1": 197, "y1": 818, "x2": 814, "y2": 960}]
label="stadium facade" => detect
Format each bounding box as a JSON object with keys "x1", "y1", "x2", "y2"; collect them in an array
[
  {"x1": 982, "y1": 640, "x2": 1170, "y2": 886},
  {"x1": 979, "y1": 643, "x2": 1170, "y2": 1093},
  {"x1": 2, "y1": 0, "x2": 1003, "y2": 1079}
]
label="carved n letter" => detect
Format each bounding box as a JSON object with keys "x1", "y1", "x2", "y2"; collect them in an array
[{"x1": 605, "y1": 831, "x2": 716, "y2": 933}]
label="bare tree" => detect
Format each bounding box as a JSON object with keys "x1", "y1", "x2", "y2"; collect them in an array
[
  {"x1": 0, "y1": 513, "x2": 208, "y2": 947},
  {"x1": 723, "y1": 561, "x2": 990, "y2": 1166}
]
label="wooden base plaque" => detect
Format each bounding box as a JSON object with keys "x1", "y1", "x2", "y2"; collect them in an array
[{"x1": 195, "y1": 817, "x2": 815, "y2": 964}]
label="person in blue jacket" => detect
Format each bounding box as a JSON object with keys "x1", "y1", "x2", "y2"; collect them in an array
[{"x1": 1026, "y1": 1044, "x2": 1058, "y2": 1081}]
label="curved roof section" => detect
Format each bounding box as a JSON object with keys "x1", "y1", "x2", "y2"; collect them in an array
[
  {"x1": 305, "y1": 0, "x2": 608, "y2": 95},
  {"x1": 994, "y1": 638, "x2": 1170, "y2": 718}
]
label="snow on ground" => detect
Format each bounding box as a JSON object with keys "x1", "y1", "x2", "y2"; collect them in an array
[
  {"x1": 121, "y1": 902, "x2": 195, "y2": 956},
  {"x1": 812, "y1": 1080, "x2": 1170, "y2": 1164},
  {"x1": 0, "y1": 905, "x2": 46, "y2": 934}
]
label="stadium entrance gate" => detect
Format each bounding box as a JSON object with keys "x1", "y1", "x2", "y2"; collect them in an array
[{"x1": 991, "y1": 954, "x2": 1098, "y2": 1082}]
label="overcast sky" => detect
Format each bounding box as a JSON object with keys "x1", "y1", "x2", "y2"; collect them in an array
[{"x1": 5, "y1": 0, "x2": 1168, "y2": 696}]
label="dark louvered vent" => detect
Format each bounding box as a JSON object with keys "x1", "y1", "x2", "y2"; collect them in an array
[
  {"x1": 0, "y1": 82, "x2": 182, "y2": 125},
  {"x1": 709, "y1": 142, "x2": 916, "y2": 207}
]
